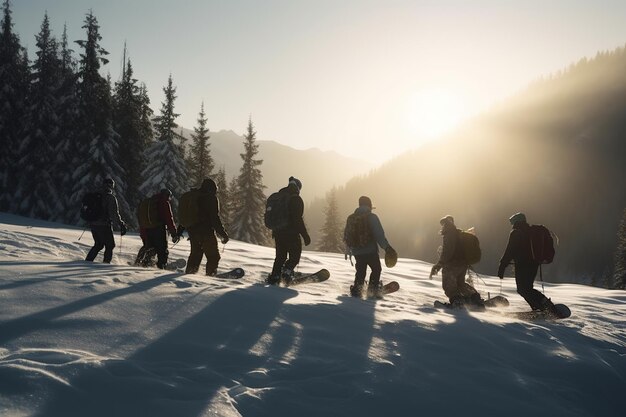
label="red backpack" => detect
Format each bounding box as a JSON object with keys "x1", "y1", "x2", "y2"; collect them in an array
[{"x1": 529, "y1": 225, "x2": 555, "y2": 264}]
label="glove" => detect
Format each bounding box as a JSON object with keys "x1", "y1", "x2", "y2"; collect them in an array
[
  {"x1": 303, "y1": 234, "x2": 311, "y2": 246},
  {"x1": 172, "y1": 234, "x2": 180, "y2": 244},
  {"x1": 177, "y1": 225, "x2": 185, "y2": 237},
  {"x1": 497, "y1": 265, "x2": 505, "y2": 279},
  {"x1": 221, "y1": 235, "x2": 229, "y2": 244},
  {"x1": 431, "y1": 263, "x2": 441, "y2": 276},
  {"x1": 120, "y1": 222, "x2": 127, "y2": 236}
]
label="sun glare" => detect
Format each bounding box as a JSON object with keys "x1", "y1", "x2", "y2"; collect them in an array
[{"x1": 405, "y1": 89, "x2": 467, "y2": 141}]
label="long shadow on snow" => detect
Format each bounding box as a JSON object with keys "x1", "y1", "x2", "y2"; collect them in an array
[
  {"x1": 35, "y1": 285, "x2": 299, "y2": 417},
  {"x1": 232, "y1": 293, "x2": 378, "y2": 417},
  {"x1": 371, "y1": 309, "x2": 624, "y2": 417},
  {"x1": 0, "y1": 273, "x2": 179, "y2": 345}
]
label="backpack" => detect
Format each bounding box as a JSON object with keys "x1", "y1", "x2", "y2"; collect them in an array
[
  {"x1": 137, "y1": 197, "x2": 160, "y2": 228},
  {"x1": 80, "y1": 192, "x2": 104, "y2": 222},
  {"x1": 264, "y1": 191, "x2": 291, "y2": 231},
  {"x1": 529, "y1": 224, "x2": 555, "y2": 264},
  {"x1": 179, "y1": 189, "x2": 202, "y2": 228},
  {"x1": 344, "y1": 212, "x2": 373, "y2": 248},
  {"x1": 458, "y1": 229, "x2": 481, "y2": 265}
]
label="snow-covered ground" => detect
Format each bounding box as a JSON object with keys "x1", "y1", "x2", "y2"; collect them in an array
[{"x1": 0, "y1": 213, "x2": 624, "y2": 417}]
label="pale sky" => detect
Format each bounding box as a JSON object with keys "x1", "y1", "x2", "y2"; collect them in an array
[{"x1": 13, "y1": 0, "x2": 626, "y2": 163}]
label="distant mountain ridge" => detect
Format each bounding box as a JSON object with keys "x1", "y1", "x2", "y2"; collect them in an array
[
  {"x1": 178, "y1": 128, "x2": 374, "y2": 201},
  {"x1": 306, "y1": 46, "x2": 626, "y2": 286}
]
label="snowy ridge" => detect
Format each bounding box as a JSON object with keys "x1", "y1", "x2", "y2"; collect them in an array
[{"x1": 0, "y1": 213, "x2": 624, "y2": 417}]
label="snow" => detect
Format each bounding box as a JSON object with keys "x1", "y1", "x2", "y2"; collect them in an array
[{"x1": 0, "y1": 212, "x2": 624, "y2": 417}]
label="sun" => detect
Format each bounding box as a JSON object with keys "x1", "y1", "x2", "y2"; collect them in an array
[{"x1": 405, "y1": 88, "x2": 467, "y2": 141}]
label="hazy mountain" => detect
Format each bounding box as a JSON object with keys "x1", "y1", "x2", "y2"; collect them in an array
[
  {"x1": 306, "y1": 46, "x2": 626, "y2": 286},
  {"x1": 178, "y1": 128, "x2": 374, "y2": 201}
]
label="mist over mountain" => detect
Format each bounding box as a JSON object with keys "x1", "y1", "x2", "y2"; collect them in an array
[
  {"x1": 179, "y1": 129, "x2": 373, "y2": 201},
  {"x1": 306, "y1": 46, "x2": 626, "y2": 286}
]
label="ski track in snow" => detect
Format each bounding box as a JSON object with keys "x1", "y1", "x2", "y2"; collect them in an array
[{"x1": 0, "y1": 213, "x2": 625, "y2": 417}]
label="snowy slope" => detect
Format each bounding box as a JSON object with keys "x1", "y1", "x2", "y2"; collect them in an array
[{"x1": 0, "y1": 213, "x2": 624, "y2": 417}]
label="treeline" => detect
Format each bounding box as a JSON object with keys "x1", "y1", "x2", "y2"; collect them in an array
[{"x1": 0, "y1": 2, "x2": 269, "y2": 244}]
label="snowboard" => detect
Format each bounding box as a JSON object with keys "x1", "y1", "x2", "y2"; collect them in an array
[
  {"x1": 376, "y1": 281, "x2": 400, "y2": 297},
  {"x1": 164, "y1": 258, "x2": 187, "y2": 271},
  {"x1": 434, "y1": 300, "x2": 486, "y2": 312},
  {"x1": 286, "y1": 269, "x2": 330, "y2": 287},
  {"x1": 483, "y1": 295, "x2": 509, "y2": 308},
  {"x1": 214, "y1": 267, "x2": 245, "y2": 279},
  {"x1": 505, "y1": 303, "x2": 571, "y2": 320}
]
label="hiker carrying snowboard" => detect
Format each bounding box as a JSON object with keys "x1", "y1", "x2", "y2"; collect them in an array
[
  {"x1": 181, "y1": 178, "x2": 229, "y2": 276},
  {"x1": 135, "y1": 188, "x2": 180, "y2": 269},
  {"x1": 431, "y1": 215, "x2": 484, "y2": 307},
  {"x1": 344, "y1": 196, "x2": 395, "y2": 298},
  {"x1": 266, "y1": 176, "x2": 311, "y2": 285},
  {"x1": 84, "y1": 178, "x2": 127, "y2": 264},
  {"x1": 498, "y1": 212, "x2": 557, "y2": 313}
]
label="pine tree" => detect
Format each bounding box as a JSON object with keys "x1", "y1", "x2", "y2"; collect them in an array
[
  {"x1": 0, "y1": 0, "x2": 29, "y2": 211},
  {"x1": 215, "y1": 167, "x2": 230, "y2": 227},
  {"x1": 613, "y1": 208, "x2": 626, "y2": 289},
  {"x1": 317, "y1": 187, "x2": 344, "y2": 253},
  {"x1": 53, "y1": 23, "x2": 80, "y2": 221},
  {"x1": 68, "y1": 10, "x2": 130, "y2": 224},
  {"x1": 15, "y1": 13, "x2": 64, "y2": 219},
  {"x1": 113, "y1": 52, "x2": 151, "y2": 223},
  {"x1": 189, "y1": 102, "x2": 214, "y2": 187},
  {"x1": 140, "y1": 74, "x2": 187, "y2": 208},
  {"x1": 230, "y1": 118, "x2": 268, "y2": 245}
]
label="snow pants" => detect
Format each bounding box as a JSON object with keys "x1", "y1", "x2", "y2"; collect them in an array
[
  {"x1": 354, "y1": 252, "x2": 382, "y2": 291},
  {"x1": 136, "y1": 226, "x2": 168, "y2": 269},
  {"x1": 271, "y1": 232, "x2": 302, "y2": 277},
  {"x1": 186, "y1": 227, "x2": 220, "y2": 276},
  {"x1": 86, "y1": 224, "x2": 115, "y2": 263},
  {"x1": 442, "y1": 265, "x2": 478, "y2": 303},
  {"x1": 515, "y1": 262, "x2": 549, "y2": 310}
]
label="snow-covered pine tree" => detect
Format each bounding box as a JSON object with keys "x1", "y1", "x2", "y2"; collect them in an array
[
  {"x1": 140, "y1": 74, "x2": 187, "y2": 209},
  {"x1": 68, "y1": 10, "x2": 130, "y2": 225},
  {"x1": 189, "y1": 102, "x2": 214, "y2": 187},
  {"x1": 214, "y1": 167, "x2": 230, "y2": 227},
  {"x1": 53, "y1": 23, "x2": 80, "y2": 221},
  {"x1": 15, "y1": 13, "x2": 64, "y2": 220},
  {"x1": 0, "y1": 0, "x2": 29, "y2": 211},
  {"x1": 317, "y1": 187, "x2": 344, "y2": 253},
  {"x1": 613, "y1": 208, "x2": 626, "y2": 289},
  {"x1": 230, "y1": 118, "x2": 268, "y2": 245},
  {"x1": 113, "y1": 53, "x2": 151, "y2": 225}
]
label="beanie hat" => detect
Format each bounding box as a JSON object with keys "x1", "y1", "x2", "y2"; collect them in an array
[
  {"x1": 439, "y1": 215, "x2": 454, "y2": 226},
  {"x1": 201, "y1": 178, "x2": 217, "y2": 193},
  {"x1": 288, "y1": 176, "x2": 302, "y2": 191},
  {"x1": 358, "y1": 196, "x2": 373, "y2": 209},
  {"x1": 509, "y1": 212, "x2": 527, "y2": 225}
]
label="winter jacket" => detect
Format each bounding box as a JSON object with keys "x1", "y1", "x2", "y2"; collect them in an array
[
  {"x1": 189, "y1": 180, "x2": 228, "y2": 239},
  {"x1": 273, "y1": 184, "x2": 310, "y2": 241},
  {"x1": 498, "y1": 221, "x2": 535, "y2": 276},
  {"x1": 348, "y1": 205, "x2": 390, "y2": 256},
  {"x1": 438, "y1": 223, "x2": 467, "y2": 267},
  {"x1": 89, "y1": 185, "x2": 123, "y2": 227}
]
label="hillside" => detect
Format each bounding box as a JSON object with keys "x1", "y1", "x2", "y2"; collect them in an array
[
  {"x1": 179, "y1": 129, "x2": 374, "y2": 201},
  {"x1": 0, "y1": 213, "x2": 625, "y2": 416},
  {"x1": 306, "y1": 46, "x2": 626, "y2": 286}
]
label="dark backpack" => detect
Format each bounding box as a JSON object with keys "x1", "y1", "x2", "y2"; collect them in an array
[
  {"x1": 265, "y1": 191, "x2": 292, "y2": 231},
  {"x1": 178, "y1": 189, "x2": 202, "y2": 228},
  {"x1": 137, "y1": 197, "x2": 160, "y2": 228},
  {"x1": 80, "y1": 192, "x2": 104, "y2": 222},
  {"x1": 458, "y1": 229, "x2": 481, "y2": 265},
  {"x1": 344, "y1": 212, "x2": 373, "y2": 248},
  {"x1": 529, "y1": 224, "x2": 555, "y2": 264}
]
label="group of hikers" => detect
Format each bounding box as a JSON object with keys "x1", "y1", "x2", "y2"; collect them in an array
[{"x1": 82, "y1": 176, "x2": 558, "y2": 313}]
